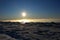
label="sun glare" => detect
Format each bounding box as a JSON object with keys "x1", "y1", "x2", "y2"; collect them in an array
[{"x1": 19, "y1": 19, "x2": 30, "y2": 24}]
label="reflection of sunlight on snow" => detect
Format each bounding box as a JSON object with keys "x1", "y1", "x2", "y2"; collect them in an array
[{"x1": 18, "y1": 19, "x2": 31, "y2": 24}]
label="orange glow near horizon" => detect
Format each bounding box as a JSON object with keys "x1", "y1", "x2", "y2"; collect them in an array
[{"x1": 0, "y1": 19, "x2": 60, "y2": 22}]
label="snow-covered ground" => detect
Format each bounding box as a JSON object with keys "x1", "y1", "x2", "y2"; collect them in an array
[{"x1": 0, "y1": 22, "x2": 60, "y2": 40}]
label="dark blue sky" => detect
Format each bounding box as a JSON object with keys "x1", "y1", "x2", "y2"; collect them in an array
[{"x1": 0, "y1": 0, "x2": 60, "y2": 20}]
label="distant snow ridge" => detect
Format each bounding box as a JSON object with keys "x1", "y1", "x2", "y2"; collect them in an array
[{"x1": 0, "y1": 34, "x2": 17, "y2": 40}]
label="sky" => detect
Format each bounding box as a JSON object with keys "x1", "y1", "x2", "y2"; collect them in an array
[{"x1": 0, "y1": 0, "x2": 60, "y2": 20}]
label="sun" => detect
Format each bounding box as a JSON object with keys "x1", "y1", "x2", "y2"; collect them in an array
[{"x1": 22, "y1": 12, "x2": 26, "y2": 17}]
